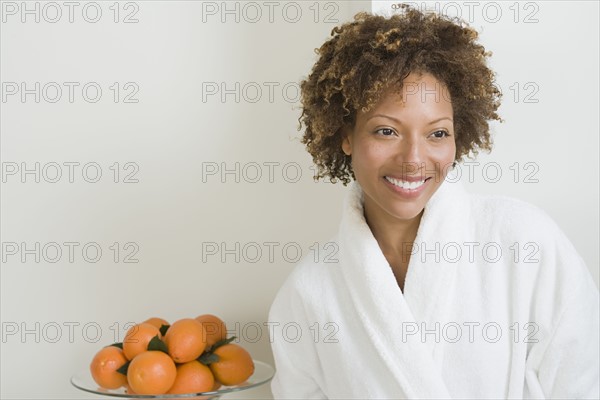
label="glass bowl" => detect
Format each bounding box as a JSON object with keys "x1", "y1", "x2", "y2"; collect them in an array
[{"x1": 71, "y1": 360, "x2": 274, "y2": 399}]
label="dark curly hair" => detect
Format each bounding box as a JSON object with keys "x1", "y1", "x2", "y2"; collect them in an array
[{"x1": 299, "y1": 4, "x2": 502, "y2": 185}]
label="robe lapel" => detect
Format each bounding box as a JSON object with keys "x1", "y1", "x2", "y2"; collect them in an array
[
  {"x1": 403, "y1": 178, "x2": 468, "y2": 317},
  {"x1": 337, "y1": 179, "x2": 468, "y2": 398},
  {"x1": 403, "y1": 179, "x2": 468, "y2": 367}
]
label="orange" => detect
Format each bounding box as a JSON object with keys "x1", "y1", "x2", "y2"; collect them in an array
[
  {"x1": 209, "y1": 344, "x2": 254, "y2": 386},
  {"x1": 195, "y1": 314, "x2": 227, "y2": 350},
  {"x1": 123, "y1": 322, "x2": 161, "y2": 360},
  {"x1": 167, "y1": 360, "x2": 215, "y2": 394},
  {"x1": 212, "y1": 380, "x2": 222, "y2": 390},
  {"x1": 124, "y1": 384, "x2": 136, "y2": 394},
  {"x1": 144, "y1": 317, "x2": 170, "y2": 332},
  {"x1": 164, "y1": 318, "x2": 207, "y2": 363},
  {"x1": 89, "y1": 346, "x2": 128, "y2": 389},
  {"x1": 127, "y1": 351, "x2": 176, "y2": 395}
]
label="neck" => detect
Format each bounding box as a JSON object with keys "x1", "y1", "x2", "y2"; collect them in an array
[{"x1": 363, "y1": 197, "x2": 423, "y2": 257}]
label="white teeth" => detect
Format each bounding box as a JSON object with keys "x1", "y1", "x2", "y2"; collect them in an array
[{"x1": 385, "y1": 176, "x2": 425, "y2": 190}]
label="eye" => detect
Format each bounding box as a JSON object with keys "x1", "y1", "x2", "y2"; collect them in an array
[
  {"x1": 431, "y1": 130, "x2": 450, "y2": 139},
  {"x1": 375, "y1": 127, "x2": 396, "y2": 136}
]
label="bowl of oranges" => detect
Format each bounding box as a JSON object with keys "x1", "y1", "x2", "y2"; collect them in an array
[{"x1": 71, "y1": 314, "x2": 274, "y2": 399}]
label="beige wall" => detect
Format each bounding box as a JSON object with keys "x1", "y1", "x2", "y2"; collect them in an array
[{"x1": 0, "y1": 1, "x2": 370, "y2": 399}]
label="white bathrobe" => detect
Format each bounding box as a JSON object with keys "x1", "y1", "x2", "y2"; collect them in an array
[{"x1": 268, "y1": 178, "x2": 599, "y2": 399}]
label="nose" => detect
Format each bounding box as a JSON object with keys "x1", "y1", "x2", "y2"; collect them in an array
[{"x1": 394, "y1": 136, "x2": 424, "y2": 175}]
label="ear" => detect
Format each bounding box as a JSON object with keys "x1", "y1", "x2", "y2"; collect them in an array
[{"x1": 341, "y1": 125, "x2": 353, "y2": 156}]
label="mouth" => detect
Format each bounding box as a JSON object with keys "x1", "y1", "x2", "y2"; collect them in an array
[{"x1": 384, "y1": 176, "x2": 432, "y2": 190}]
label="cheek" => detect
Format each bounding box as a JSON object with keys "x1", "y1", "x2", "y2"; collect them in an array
[
  {"x1": 429, "y1": 141, "x2": 456, "y2": 167},
  {"x1": 351, "y1": 140, "x2": 390, "y2": 172}
]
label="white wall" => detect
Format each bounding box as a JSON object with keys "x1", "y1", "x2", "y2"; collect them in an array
[
  {"x1": 1, "y1": 1, "x2": 598, "y2": 399},
  {"x1": 0, "y1": 1, "x2": 370, "y2": 399}
]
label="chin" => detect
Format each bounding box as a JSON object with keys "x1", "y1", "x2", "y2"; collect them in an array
[{"x1": 384, "y1": 204, "x2": 425, "y2": 221}]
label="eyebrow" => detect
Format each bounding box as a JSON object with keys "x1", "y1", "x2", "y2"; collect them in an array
[{"x1": 367, "y1": 114, "x2": 453, "y2": 125}]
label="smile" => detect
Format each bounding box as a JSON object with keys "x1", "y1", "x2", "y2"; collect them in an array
[{"x1": 384, "y1": 176, "x2": 427, "y2": 190}]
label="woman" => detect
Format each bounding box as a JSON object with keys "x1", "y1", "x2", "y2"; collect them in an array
[{"x1": 268, "y1": 6, "x2": 599, "y2": 399}]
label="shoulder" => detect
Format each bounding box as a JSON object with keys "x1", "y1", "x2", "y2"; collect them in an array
[
  {"x1": 466, "y1": 190, "x2": 592, "y2": 290},
  {"x1": 469, "y1": 191, "x2": 550, "y2": 223},
  {"x1": 466, "y1": 190, "x2": 598, "y2": 330},
  {"x1": 471, "y1": 192, "x2": 596, "y2": 299},
  {"x1": 467, "y1": 191, "x2": 563, "y2": 241}
]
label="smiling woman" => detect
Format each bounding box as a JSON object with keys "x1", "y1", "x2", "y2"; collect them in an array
[
  {"x1": 341, "y1": 73, "x2": 457, "y2": 291},
  {"x1": 268, "y1": 5, "x2": 599, "y2": 400}
]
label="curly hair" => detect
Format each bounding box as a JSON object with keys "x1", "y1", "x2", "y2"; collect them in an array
[{"x1": 299, "y1": 4, "x2": 502, "y2": 185}]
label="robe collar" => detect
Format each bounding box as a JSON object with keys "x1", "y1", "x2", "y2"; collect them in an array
[{"x1": 337, "y1": 176, "x2": 470, "y2": 398}]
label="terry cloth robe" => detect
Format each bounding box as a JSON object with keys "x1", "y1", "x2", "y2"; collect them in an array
[{"x1": 268, "y1": 178, "x2": 599, "y2": 399}]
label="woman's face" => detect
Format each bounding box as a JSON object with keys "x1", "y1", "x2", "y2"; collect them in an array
[{"x1": 342, "y1": 72, "x2": 456, "y2": 223}]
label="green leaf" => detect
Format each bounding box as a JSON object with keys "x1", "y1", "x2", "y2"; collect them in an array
[
  {"x1": 159, "y1": 324, "x2": 170, "y2": 337},
  {"x1": 107, "y1": 342, "x2": 123, "y2": 349},
  {"x1": 116, "y1": 360, "x2": 130, "y2": 376},
  {"x1": 208, "y1": 336, "x2": 236, "y2": 353},
  {"x1": 147, "y1": 335, "x2": 169, "y2": 354},
  {"x1": 197, "y1": 352, "x2": 219, "y2": 365}
]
